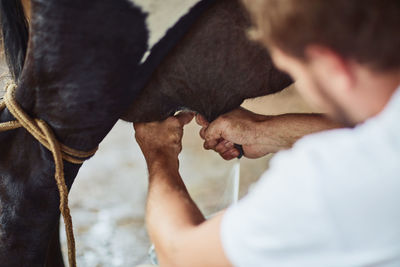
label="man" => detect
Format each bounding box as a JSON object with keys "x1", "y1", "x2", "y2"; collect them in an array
[{"x1": 134, "y1": 0, "x2": 400, "y2": 266}]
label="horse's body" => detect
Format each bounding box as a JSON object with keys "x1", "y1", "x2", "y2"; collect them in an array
[
  {"x1": 122, "y1": 0, "x2": 291, "y2": 123},
  {"x1": 0, "y1": 0, "x2": 291, "y2": 265}
]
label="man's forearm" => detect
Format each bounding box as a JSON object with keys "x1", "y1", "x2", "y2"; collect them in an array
[
  {"x1": 254, "y1": 113, "x2": 343, "y2": 153},
  {"x1": 146, "y1": 156, "x2": 205, "y2": 264},
  {"x1": 198, "y1": 109, "x2": 343, "y2": 159}
]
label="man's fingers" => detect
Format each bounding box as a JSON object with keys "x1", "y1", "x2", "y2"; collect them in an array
[
  {"x1": 221, "y1": 148, "x2": 239, "y2": 161},
  {"x1": 215, "y1": 140, "x2": 233, "y2": 154},
  {"x1": 203, "y1": 120, "x2": 226, "y2": 145},
  {"x1": 195, "y1": 114, "x2": 209, "y2": 127},
  {"x1": 199, "y1": 127, "x2": 207, "y2": 140},
  {"x1": 203, "y1": 139, "x2": 218, "y2": 150},
  {"x1": 175, "y1": 112, "x2": 195, "y2": 126},
  {"x1": 226, "y1": 148, "x2": 240, "y2": 159}
]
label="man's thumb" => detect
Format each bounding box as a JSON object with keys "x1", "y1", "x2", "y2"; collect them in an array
[{"x1": 195, "y1": 114, "x2": 209, "y2": 127}]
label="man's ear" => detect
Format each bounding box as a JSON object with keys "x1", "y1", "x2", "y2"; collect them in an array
[{"x1": 305, "y1": 45, "x2": 356, "y2": 93}]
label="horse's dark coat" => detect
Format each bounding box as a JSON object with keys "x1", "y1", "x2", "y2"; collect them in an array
[
  {"x1": 0, "y1": 0, "x2": 29, "y2": 81},
  {"x1": 122, "y1": 0, "x2": 292, "y2": 123},
  {"x1": 0, "y1": 0, "x2": 216, "y2": 266}
]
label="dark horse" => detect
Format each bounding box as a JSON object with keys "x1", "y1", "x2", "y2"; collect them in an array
[{"x1": 0, "y1": 0, "x2": 291, "y2": 266}]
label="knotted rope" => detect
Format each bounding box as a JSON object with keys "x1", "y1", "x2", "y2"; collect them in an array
[{"x1": 0, "y1": 83, "x2": 98, "y2": 267}]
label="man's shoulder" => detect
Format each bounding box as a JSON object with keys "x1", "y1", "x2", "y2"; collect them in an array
[
  {"x1": 294, "y1": 122, "x2": 377, "y2": 155},
  {"x1": 264, "y1": 118, "x2": 400, "y2": 187},
  {"x1": 269, "y1": 127, "x2": 356, "y2": 175},
  {"x1": 290, "y1": 95, "x2": 400, "y2": 164},
  {"x1": 287, "y1": 118, "x2": 397, "y2": 164}
]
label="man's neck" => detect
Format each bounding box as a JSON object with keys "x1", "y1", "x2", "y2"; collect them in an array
[{"x1": 351, "y1": 67, "x2": 400, "y2": 122}]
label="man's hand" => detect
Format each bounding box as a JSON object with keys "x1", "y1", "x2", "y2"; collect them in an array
[
  {"x1": 133, "y1": 111, "x2": 235, "y2": 267},
  {"x1": 135, "y1": 112, "x2": 232, "y2": 267},
  {"x1": 197, "y1": 108, "x2": 342, "y2": 160},
  {"x1": 134, "y1": 112, "x2": 194, "y2": 168},
  {"x1": 196, "y1": 108, "x2": 271, "y2": 160}
]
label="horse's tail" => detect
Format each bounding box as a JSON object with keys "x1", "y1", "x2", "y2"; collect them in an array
[{"x1": 0, "y1": 0, "x2": 29, "y2": 81}]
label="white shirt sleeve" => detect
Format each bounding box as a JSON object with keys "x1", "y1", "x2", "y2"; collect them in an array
[{"x1": 220, "y1": 142, "x2": 336, "y2": 267}]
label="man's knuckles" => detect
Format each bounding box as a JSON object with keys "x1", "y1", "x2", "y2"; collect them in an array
[
  {"x1": 215, "y1": 141, "x2": 231, "y2": 154},
  {"x1": 195, "y1": 114, "x2": 209, "y2": 127},
  {"x1": 204, "y1": 118, "x2": 233, "y2": 140}
]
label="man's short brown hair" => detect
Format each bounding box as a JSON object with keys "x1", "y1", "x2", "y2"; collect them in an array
[{"x1": 241, "y1": 0, "x2": 400, "y2": 71}]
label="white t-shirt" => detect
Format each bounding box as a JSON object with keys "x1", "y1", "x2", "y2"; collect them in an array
[{"x1": 221, "y1": 86, "x2": 400, "y2": 267}]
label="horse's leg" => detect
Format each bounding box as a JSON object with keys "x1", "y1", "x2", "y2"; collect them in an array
[
  {"x1": 45, "y1": 218, "x2": 65, "y2": 267},
  {"x1": 0, "y1": 0, "x2": 215, "y2": 264}
]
